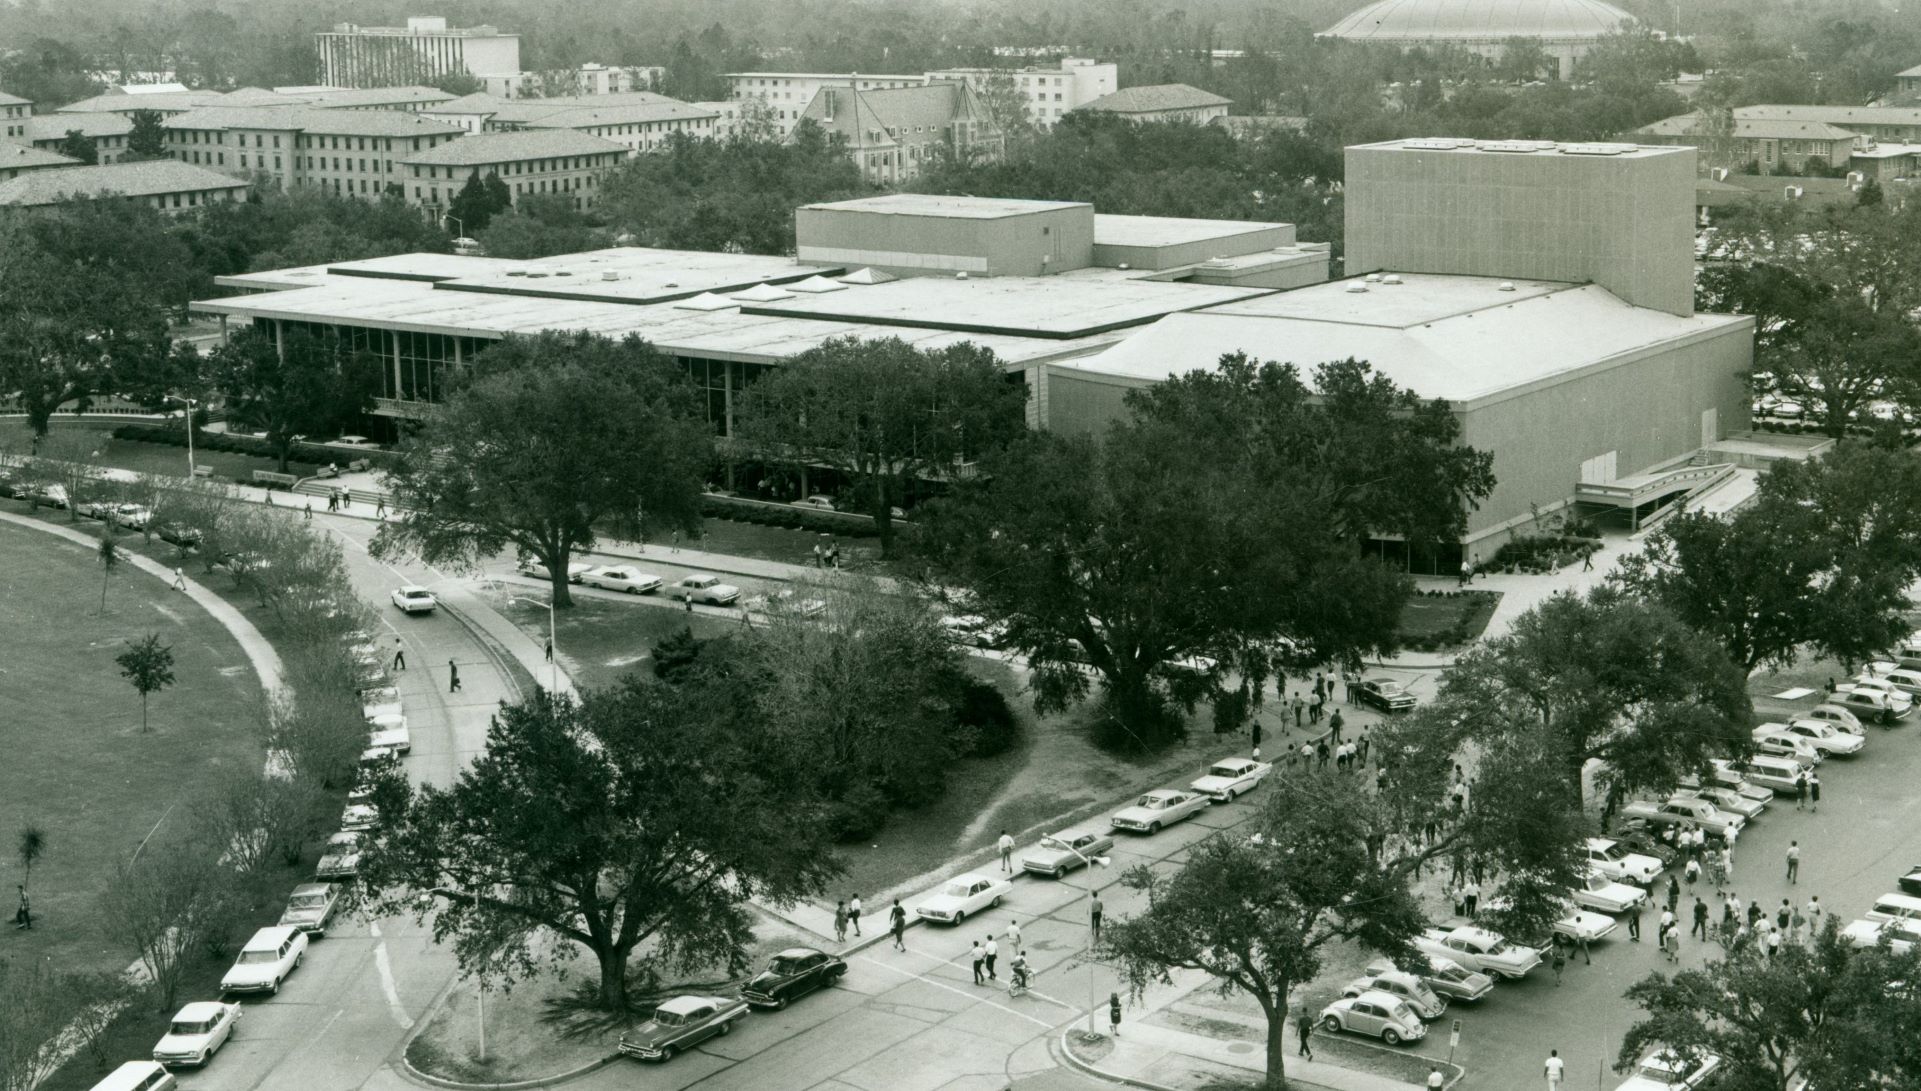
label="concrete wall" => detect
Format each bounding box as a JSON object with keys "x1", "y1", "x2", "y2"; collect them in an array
[
  {"x1": 1092, "y1": 223, "x2": 1293, "y2": 271},
  {"x1": 1345, "y1": 144, "x2": 1699, "y2": 316},
  {"x1": 1034, "y1": 366, "x2": 1152, "y2": 435},
  {"x1": 796, "y1": 203, "x2": 1095, "y2": 277},
  {"x1": 1456, "y1": 320, "x2": 1754, "y2": 555}
]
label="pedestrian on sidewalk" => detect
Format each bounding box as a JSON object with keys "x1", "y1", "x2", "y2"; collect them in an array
[
  {"x1": 1664, "y1": 921, "x2": 1681, "y2": 962},
  {"x1": 1786, "y1": 841, "x2": 1800, "y2": 884},
  {"x1": 392, "y1": 637, "x2": 406, "y2": 671},
  {"x1": 1777, "y1": 899, "x2": 1792, "y2": 933},
  {"x1": 890, "y1": 899, "x2": 907, "y2": 952},
  {"x1": 1463, "y1": 879, "x2": 1480, "y2": 917},
  {"x1": 1292, "y1": 694, "x2": 1305, "y2": 728},
  {"x1": 326, "y1": 491, "x2": 338, "y2": 513},
  {"x1": 1627, "y1": 895, "x2": 1642, "y2": 941},
  {"x1": 1005, "y1": 919, "x2": 1022, "y2": 952},
  {"x1": 1583, "y1": 550, "x2": 1594, "y2": 572},
  {"x1": 376, "y1": 497, "x2": 386, "y2": 519},
  {"x1": 1721, "y1": 897, "x2": 1736, "y2": 937},
  {"x1": 1109, "y1": 993, "x2": 1123, "y2": 1038},
  {"x1": 1545, "y1": 1050, "x2": 1564, "y2": 1090},
  {"x1": 997, "y1": 830, "x2": 1015, "y2": 872},
  {"x1": 1316, "y1": 741, "x2": 1329, "y2": 771},
  {"x1": 1330, "y1": 709, "x2": 1345, "y2": 746},
  {"x1": 1667, "y1": 875, "x2": 1681, "y2": 914},
  {"x1": 1459, "y1": 561, "x2": 1471, "y2": 587},
  {"x1": 1295, "y1": 1007, "x2": 1313, "y2": 1058},
  {"x1": 304, "y1": 501, "x2": 312, "y2": 521},
  {"x1": 1325, "y1": 702, "x2": 1338, "y2": 740},
  {"x1": 447, "y1": 659, "x2": 461, "y2": 692},
  {"x1": 1795, "y1": 773, "x2": 1807, "y2": 811},
  {"x1": 1575, "y1": 931, "x2": 1590, "y2": 966},
  {"x1": 1250, "y1": 720, "x2": 1262, "y2": 752},
  {"x1": 1809, "y1": 771, "x2": 1821, "y2": 812},
  {"x1": 14, "y1": 885, "x2": 30, "y2": 930},
  {"x1": 833, "y1": 900, "x2": 848, "y2": 943},
  {"x1": 1090, "y1": 893, "x2": 1103, "y2": 943},
  {"x1": 1691, "y1": 897, "x2": 1708, "y2": 940},
  {"x1": 671, "y1": 529, "x2": 680, "y2": 554},
  {"x1": 172, "y1": 566, "x2": 186, "y2": 592},
  {"x1": 339, "y1": 489, "x2": 351, "y2": 511},
  {"x1": 984, "y1": 935, "x2": 999, "y2": 980},
  {"x1": 849, "y1": 895, "x2": 862, "y2": 936},
  {"x1": 1808, "y1": 895, "x2": 1824, "y2": 930},
  {"x1": 970, "y1": 941, "x2": 985, "y2": 985},
  {"x1": 1428, "y1": 1067, "x2": 1445, "y2": 1090},
  {"x1": 544, "y1": 638, "x2": 553, "y2": 663}
]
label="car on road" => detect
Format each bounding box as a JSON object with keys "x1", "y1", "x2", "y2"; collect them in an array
[
  {"x1": 1371, "y1": 956, "x2": 1493, "y2": 1003},
  {"x1": 1585, "y1": 837, "x2": 1664, "y2": 885},
  {"x1": 1318, "y1": 991, "x2": 1427, "y2": 1045},
  {"x1": 517, "y1": 558, "x2": 591, "y2": 584},
  {"x1": 316, "y1": 831, "x2": 363, "y2": 879},
  {"x1": 1189, "y1": 756, "x2": 1272, "y2": 803},
  {"x1": 367, "y1": 712, "x2": 410, "y2": 754},
  {"x1": 151, "y1": 1002, "x2": 240, "y2": 1066},
  {"x1": 278, "y1": 883, "x2": 341, "y2": 937},
  {"x1": 1353, "y1": 678, "x2": 1418, "y2": 713},
  {"x1": 914, "y1": 873, "x2": 1013, "y2": 925},
  {"x1": 1764, "y1": 719, "x2": 1864, "y2": 756},
  {"x1": 674, "y1": 574, "x2": 740, "y2": 606},
  {"x1": 1413, "y1": 926, "x2": 1542, "y2": 980},
  {"x1": 939, "y1": 613, "x2": 1007, "y2": 648},
  {"x1": 1109, "y1": 789, "x2": 1211, "y2": 834},
  {"x1": 1672, "y1": 785, "x2": 1768, "y2": 821},
  {"x1": 1022, "y1": 831, "x2": 1114, "y2": 879},
  {"x1": 1339, "y1": 969, "x2": 1446, "y2": 1019},
  {"x1": 1750, "y1": 727, "x2": 1825, "y2": 765},
  {"x1": 792, "y1": 495, "x2": 838, "y2": 511},
  {"x1": 1800, "y1": 703, "x2": 1865, "y2": 734},
  {"x1": 1612, "y1": 1049, "x2": 1721, "y2": 1091},
  {"x1": 617, "y1": 995, "x2": 749, "y2": 1062},
  {"x1": 219, "y1": 926, "x2": 307, "y2": 996},
  {"x1": 1619, "y1": 797, "x2": 1745, "y2": 839},
  {"x1": 1683, "y1": 760, "x2": 1775, "y2": 802},
  {"x1": 390, "y1": 586, "x2": 436, "y2": 614},
  {"x1": 1573, "y1": 872, "x2": 1648, "y2": 914},
  {"x1": 157, "y1": 522, "x2": 203, "y2": 548},
  {"x1": 1901, "y1": 865, "x2": 1921, "y2": 897},
  {"x1": 581, "y1": 565, "x2": 663, "y2": 594},
  {"x1": 741, "y1": 947, "x2": 846, "y2": 1009}
]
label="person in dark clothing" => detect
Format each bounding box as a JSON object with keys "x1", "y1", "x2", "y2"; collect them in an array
[
  {"x1": 1747, "y1": 901, "x2": 1764, "y2": 930},
  {"x1": 1251, "y1": 721, "x2": 1262, "y2": 752},
  {"x1": 1627, "y1": 896, "x2": 1642, "y2": 941},
  {"x1": 1109, "y1": 993, "x2": 1123, "y2": 1038},
  {"x1": 13, "y1": 886, "x2": 29, "y2": 930},
  {"x1": 1316, "y1": 741, "x2": 1329, "y2": 770},
  {"x1": 889, "y1": 899, "x2": 907, "y2": 952},
  {"x1": 392, "y1": 637, "x2": 406, "y2": 671},
  {"x1": 1296, "y1": 1009, "x2": 1313, "y2": 1058},
  {"x1": 1666, "y1": 876, "x2": 1681, "y2": 913},
  {"x1": 448, "y1": 659, "x2": 461, "y2": 692},
  {"x1": 1692, "y1": 897, "x2": 1709, "y2": 940}
]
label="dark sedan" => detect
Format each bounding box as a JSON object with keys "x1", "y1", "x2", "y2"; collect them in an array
[
  {"x1": 1355, "y1": 678, "x2": 1418, "y2": 713},
  {"x1": 617, "y1": 995, "x2": 749, "y2": 1062},
  {"x1": 741, "y1": 947, "x2": 846, "y2": 1010}
]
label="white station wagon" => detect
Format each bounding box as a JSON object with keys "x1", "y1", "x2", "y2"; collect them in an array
[
  {"x1": 220, "y1": 926, "x2": 308, "y2": 996},
  {"x1": 152, "y1": 1001, "x2": 241, "y2": 1066},
  {"x1": 914, "y1": 873, "x2": 1013, "y2": 925},
  {"x1": 1189, "y1": 757, "x2": 1272, "y2": 803}
]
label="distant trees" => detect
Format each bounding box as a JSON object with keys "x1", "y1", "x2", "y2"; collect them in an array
[
  {"x1": 115, "y1": 634, "x2": 176, "y2": 733},
  {"x1": 733, "y1": 337, "x2": 1027, "y2": 555},
  {"x1": 209, "y1": 326, "x2": 382, "y2": 472},
  {"x1": 475, "y1": 193, "x2": 606, "y2": 259},
  {"x1": 924, "y1": 355, "x2": 1494, "y2": 749},
  {"x1": 54, "y1": 129, "x2": 96, "y2": 164},
  {"x1": 374, "y1": 332, "x2": 710, "y2": 608}
]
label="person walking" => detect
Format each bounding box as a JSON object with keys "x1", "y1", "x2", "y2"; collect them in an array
[
  {"x1": 1809, "y1": 771, "x2": 1821, "y2": 812},
  {"x1": 1691, "y1": 897, "x2": 1708, "y2": 940},
  {"x1": 376, "y1": 496, "x2": 386, "y2": 519},
  {"x1": 1316, "y1": 741, "x2": 1330, "y2": 771},
  {"x1": 1659, "y1": 909, "x2": 1676, "y2": 951},
  {"x1": 447, "y1": 659, "x2": 461, "y2": 692},
  {"x1": 1664, "y1": 920, "x2": 1681, "y2": 962},
  {"x1": 1777, "y1": 899, "x2": 1792, "y2": 933},
  {"x1": 327, "y1": 491, "x2": 339, "y2": 513},
  {"x1": 392, "y1": 637, "x2": 406, "y2": 671},
  {"x1": 849, "y1": 895, "x2": 863, "y2": 937},
  {"x1": 890, "y1": 899, "x2": 907, "y2": 952},
  {"x1": 1251, "y1": 720, "x2": 1263, "y2": 752},
  {"x1": 1296, "y1": 1008, "x2": 1313, "y2": 1058},
  {"x1": 1005, "y1": 919, "x2": 1022, "y2": 953},
  {"x1": 1549, "y1": 938, "x2": 1566, "y2": 984},
  {"x1": 1463, "y1": 879, "x2": 1480, "y2": 917},
  {"x1": 1428, "y1": 1067, "x2": 1445, "y2": 1090},
  {"x1": 1327, "y1": 707, "x2": 1341, "y2": 744},
  {"x1": 1808, "y1": 895, "x2": 1824, "y2": 930},
  {"x1": 1786, "y1": 841, "x2": 1800, "y2": 884},
  {"x1": 1575, "y1": 931, "x2": 1590, "y2": 966},
  {"x1": 1109, "y1": 993, "x2": 1123, "y2": 1038},
  {"x1": 1627, "y1": 895, "x2": 1642, "y2": 941},
  {"x1": 970, "y1": 941, "x2": 985, "y2": 985},
  {"x1": 1721, "y1": 896, "x2": 1736, "y2": 938},
  {"x1": 984, "y1": 935, "x2": 999, "y2": 980},
  {"x1": 1292, "y1": 694, "x2": 1305, "y2": 728},
  {"x1": 1090, "y1": 892, "x2": 1104, "y2": 943},
  {"x1": 544, "y1": 638, "x2": 553, "y2": 663},
  {"x1": 833, "y1": 900, "x2": 848, "y2": 943},
  {"x1": 1666, "y1": 876, "x2": 1681, "y2": 914},
  {"x1": 1544, "y1": 1049, "x2": 1565, "y2": 1090},
  {"x1": 997, "y1": 830, "x2": 1015, "y2": 873},
  {"x1": 1794, "y1": 773, "x2": 1808, "y2": 811},
  {"x1": 304, "y1": 501, "x2": 313, "y2": 522},
  {"x1": 171, "y1": 566, "x2": 186, "y2": 592},
  {"x1": 1747, "y1": 900, "x2": 1763, "y2": 931},
  {"x1": 14, "y1": 885, "x2": 30, "y2": 930}
]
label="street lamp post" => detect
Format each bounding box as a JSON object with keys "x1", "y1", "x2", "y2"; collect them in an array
[
  {"x1": 1040, "y1": 836, "x2": 1111, "y2": 1039},
  {"x1": 176, "y1": 397, "x2": 197, "y2": 478}
]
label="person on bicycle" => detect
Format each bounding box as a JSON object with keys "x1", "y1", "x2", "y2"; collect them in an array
[{"x1": 1010, "y1": 950, "x2": 1031, "y2": 992}]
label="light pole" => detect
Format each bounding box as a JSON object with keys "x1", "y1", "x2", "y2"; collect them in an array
[
  {"x1": 510, "y1": 596, "x2": 558, "y2": 692},
  {"x1": 1040, "y1": 836, "x2": 1111, "y2": 1038},
  {"x1": 176, "y1": 397, "x2": 197, "y2": 478},
  {"x1": 443, "y1": 214, "x2": 464, "y2": 240}
]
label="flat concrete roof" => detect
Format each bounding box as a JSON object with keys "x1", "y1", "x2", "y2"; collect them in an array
[
  {"x1": 1060, "y1": 278, "x2": 1751, "y2": 405},
  {"x1": 801, "y1": 193, "x2": 1090, "y2": 219},
  {"x1": 1205, "y1": 273, "x2": 1570, "y2": 328},
  {"x1": 1352, "y1": 137, "x2": 1688, "y2": 160},
  {"x1": 1093, "y1": 213, "x2": 1290, "y2": 248},
  {"x1": 738, "y1": 270, "x2": 1273, "y2": 339},
  {"x1": 434, "y1": 248, "x2": 838, "y2": 304},
  {"x1": 215, "y1": 252, "x2": 535, "y2": 290}
]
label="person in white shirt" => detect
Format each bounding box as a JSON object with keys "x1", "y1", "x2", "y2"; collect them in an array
[
  {"x1": 1545, "y1": 1049, "x2": 1565, "y2": 1089},
  {"x1": 997, "y1": 831, "x2": 1015, "y2": 872}
]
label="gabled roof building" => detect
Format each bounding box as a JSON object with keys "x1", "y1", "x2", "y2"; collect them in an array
[{"x1": 796, "y1": 81, "x2": 1001, "y2": 184}]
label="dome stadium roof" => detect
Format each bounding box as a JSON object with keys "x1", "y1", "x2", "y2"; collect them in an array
[{"x1": 1322, "y1": 0, "x2": 1637, "y2": 42}]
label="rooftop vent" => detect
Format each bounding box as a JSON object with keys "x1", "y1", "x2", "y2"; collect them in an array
[
  {"x1": 1364, "y1": 273, "x2": 1382, "y2": 283},
  {"x1": 1382, "y1": 274, "x2": 1403, "y2": 285},
  {"x1": 1345, "y1": 283, "x2": 1369, "y2": 294},
  {"x1": 1497, "y1": 281, "x2": 1517, "y2": 292},
  {"x1": 602, "y1": 271, "x2": 620, "y2": 281},
  {"x1": 956, "y1": 271, "x2": 969, "y2": 280},
  {"x1": 731, "y1": 282, "x2": 795, "y2": 303},
  {"x1": 1559, "y1": 142, "x2": 1637, "y2": 156},
  {"x1": 1785, "y1": 185, "x2": 1804, "y2": 199},
  {"x1": 673, "y1": 292, "x2": 736, "y2": 311},
  {"x1": 1477, "y1": 139, "x2": 1555, "y2": 153},
  {"x1": 1711, "y1": 167, "x2": 1729, "y2": 181},
  {"x1": 1403, "y1": 138, "x2": 1471, "y2": 151}
]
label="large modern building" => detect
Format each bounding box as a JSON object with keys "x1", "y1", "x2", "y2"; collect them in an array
[
  {"x1": 0, "y1": 159, "x2": 249, "y2": 212},
  {"x1": 797, "y1": 83, "x2": 1003, "y2": 184},
  {"x1": 318, "y1": 17, "x2": 521, "y2": 90},
  {"x1": 926, "y1": 58, "x2": 1118, "y2": 128},
  {"x1": 1320, "y1": 0, "x2": 1639, "y2": 79},
  {"x1": 423, "y1": 92, "x2": 721, "y2": 153}
]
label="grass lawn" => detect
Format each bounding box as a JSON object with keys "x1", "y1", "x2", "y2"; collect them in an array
[
  {"x1": 689, "y1": 516, "x2": 884, "y2": 571},
  {"x1": 1396, "y1": 590, "x2": 1500, "y2": 646},
  {"x1": 0, "y1": 518, "x2": 268, "y2": 976},
  {"x1": 478, "y1": 587, "x2": 742, "y2": 691},
  {"x1": 2, "y1": 422, "x2": 322, "y2": 484}
]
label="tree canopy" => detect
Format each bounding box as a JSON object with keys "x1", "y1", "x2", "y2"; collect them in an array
[
  {"x1": 209, "y1": 325, "x2": 381, "y2": 472},
  {"x1": 373, "y1": 332, "x2": 711, "y2": 607}
]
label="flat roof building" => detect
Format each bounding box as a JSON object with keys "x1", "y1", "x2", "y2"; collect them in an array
[{"x1": 319, "y1": 17, "x2": 521, "y2": 91}]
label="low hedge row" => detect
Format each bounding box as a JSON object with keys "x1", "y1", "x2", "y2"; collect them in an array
[
  {"x1": 699, "y1": 492, "x2": 881, "y2": 539},
  {"x1": 111, "y1": 422, "x2": 403, "y2": 472}
]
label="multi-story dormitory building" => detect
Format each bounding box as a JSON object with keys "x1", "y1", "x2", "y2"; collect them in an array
[{"x1": 161, "y1": 106, "x2": 464, "y2": 199}]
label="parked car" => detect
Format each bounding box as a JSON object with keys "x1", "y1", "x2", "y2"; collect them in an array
[
  {"x1": 340, "y1": 804, "x2": 378, "y2": 832},
  {"x1": 1672, "y1": 785, "x2": 1767, "y2": 820},
  {"x1": 1189, "y1": 756, "x2": 1272, "y2": 803},
  {"x1": 517, "y1": 558, "x2": 590, "y2": 584},
  {"x1": 362, "y1": 691, "x2": 403, "y2": 721},
  {"x1": 90, "y1": 1060, "x2": 178, "y2": 1091},
  {"x1": 1750, "y1": 727, "x2": 1825, "y2": 765},
  {"x1": 390, "y1": 586, "x2": 436, "y2": 614},
  {"x1": 1876, "y1": 666, "x2": 1921, "y2": 696},
  {"x1": 278, "y1": 883, "x2": 341, "y2": 937},
  {"x1": 219, "y1": 926, "x2": 307, "y2": 996},
  {"x1": 914, "y1": 873, "x2": 1013, "y2": 925},
  {"x1": 367, "y1": 712, "x2": 410, "y2": 754},
  {"x1": 1413, "y1": 926, "x2": 1542, "y2": 980},
  {"x1": 1764, "y1": 719, "x2": 1864, "y2": 756},
  {"x1": 1022, "y1": 831, "x2": 1114, "y2": 879},
  {"x1": 114, "y1": 504, "x2": 154, "y2": 530},
  {"x1": 1573, "y1": 872, "x2": 1648, "y2": 914},
  {"x1": 1318, "y1": 991, "x2": 1427, "y2": 1045},
  {"x1": 151, "y1": 1002, "x2": 240, "y2": 1066},
  {"x1": 26, "y1": 484, "x2": 68, "y2": 508},
  {"x1": 582, "y1": 565, "x2": 663, "y2": 594},
  {"x1": 1685, "y1": 760, "x2": 1775, "y2": 802},
  {"x1": 77, "y1": 499, "x2": 117, "y2": 520},
  {"x1": 1619, "y1": 797, "x2": 1745, "y2": 839},
  {"x1": 1584, "y1": 837, "x2": 1664, "y2": 885},
  {"x1": 315, "y1": 831, "x2": 363, "y2": 879},
  {"x1": 617, "y1": 995, "x2": 749, "y2": 1062},
  {"x1": 1841, "y1": 917, "x2": 1921, "y2": 954},
  {"x1": 157, "y1": 522, "x2": 203, "y2": 548},
  {"x1": 1725, "y1": 754, "x2": 1811, "y2": 796},
  {"x1": 1612, "y1": 1049, "x2": 1721, "y2": 1091},
  {"x1": 1550, "y1": 905, "x2": 1619, "y2": 943},
  {"x1": 1901, "y1": 864, "x2": 1921, "y2": 897},
  {"x1": 674, "y1": 574, "x2": 740, "y2": 606},
  {"x1": 792, "y1": 495, "x2": 838, "y2": 511},
  {"x1": 1354, "y1": 678, "x2": 1418, "y2": 713},
  {"x1": 939, "y1": 614, "x2": 1007, "y2": 648},
  {"x1": 1832, "y1": 686, "x2": 1910, "y2": 724},
  {"x1": 1840, "y1": 676, "x2": 1915, "y2": 718},
  {"x1": 1109, "y1": 789, "x2": 1211, "y2": 834},
  {"x1": 1339, "y1": 969, "x2": 1447, "y2": 1019},
  {"x1": 1371, "y1": 956, "x2": 1493, "y2": 1003},
  {"x1": 741, "y1": 947, "x2": 846, "y2": 1009},
  {"x1": 1607, "y1": 823, "x2": 1682, "y2": 869},
  {"x1": 1801, "y1": 703, "x2": 1865, "y2": 734}
]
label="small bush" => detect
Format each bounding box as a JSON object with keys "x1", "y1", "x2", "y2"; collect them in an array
[{"x1": 950, "y1": 673, "x2": 1019, "y2": 757}]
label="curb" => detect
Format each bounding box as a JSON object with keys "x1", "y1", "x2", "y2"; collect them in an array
[
  {"x1": 397, "y1": 1052, "x2": 621, "y2": 1091},
  {"x1": 1056, "y1": 1027, "x2": 1177, "y2": 1091}
]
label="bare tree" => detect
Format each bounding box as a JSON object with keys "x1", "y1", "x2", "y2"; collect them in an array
[
  {"x1": 102, "y1": 844, "x2": 237, "y2": 1010},
  {"x1": 0, "y1": 961, "x2": 121, "y2": 1091},
  {"x1": 196, "y1": 769, "x2": 330, "y2": 880}
]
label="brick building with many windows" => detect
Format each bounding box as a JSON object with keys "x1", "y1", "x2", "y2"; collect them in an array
[
  {"x1": 400, "y1": 128, "x2": 626, "y2": 217},
  {"x1": 161, "y1": 106, "x2": 463, "y2": 198}
]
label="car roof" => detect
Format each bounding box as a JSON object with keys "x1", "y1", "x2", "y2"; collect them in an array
[
  {"x1": 399, "y1": 585, "x2": 430, "y2": 594},
  {"x1": 950, "y1": 872, "x2": 992, "y2": 883},
  {"x1": 1349, "y1": 989, "x2": 1410, "y2": 1008},
  {"x1": 174, "y1": 1001, "x2": 229, "y2": 1020},
  {"x1": 245, "y1": 925, "x2": 299, "y2": 949},
  {"x1": 657, "y1": 995, "x2": 720, "y2": 1015},
  {"x1": 774, "y1": 947, "x2": 823, "y2": 960},
  {"x1": 290, "y1": 882, "x2": 334, "y2": 896}
]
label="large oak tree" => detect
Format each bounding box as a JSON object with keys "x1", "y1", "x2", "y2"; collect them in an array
[{"x1": 210, "y1": 326, "x2": 381, "y2": 473}]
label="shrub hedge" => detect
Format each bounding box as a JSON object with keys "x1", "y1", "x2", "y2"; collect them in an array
[{"x1": 110, "y1": 422, "x2": 403, "y2": 472}]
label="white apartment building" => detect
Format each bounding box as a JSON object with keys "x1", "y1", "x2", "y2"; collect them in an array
[
  {"x1": 0, "y1": 92, "x2": 30, "y2": 140},
  {"x1": 482, "y1": 64, "x2": 666, "y2": 100},
  {"x1": 319, "y1": 17, "x2": 521, "y2": 90},
  {"x1": 726, "y1": 72, "x2": 928, "y2": 132},
  {"x1": 925, "y1": 58, "x2": 1117, "y2": 127}
]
